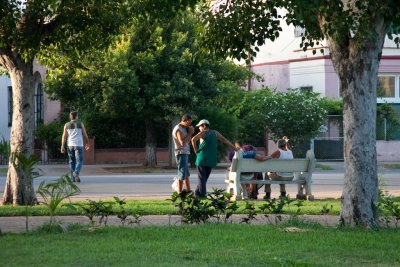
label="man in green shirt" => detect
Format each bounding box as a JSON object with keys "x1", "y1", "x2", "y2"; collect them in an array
[{"x1": 191, "y1": 119, "x2": 236, "y2": 198}]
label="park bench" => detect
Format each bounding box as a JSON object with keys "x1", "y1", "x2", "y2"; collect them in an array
[{"x1": 225, "y1": 150, "x2": 315, "y2": 200}]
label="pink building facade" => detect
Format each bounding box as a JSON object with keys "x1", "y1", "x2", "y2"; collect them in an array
[{"x1": 242, "y1": 10, "x2": 400, "y2": 161}]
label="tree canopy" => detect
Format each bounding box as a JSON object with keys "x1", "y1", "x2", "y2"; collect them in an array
[
  {"x1": 0, "y1": 0, "x2": 197, "y2": 204},
  {"x1": 44, "y1": 10, "x2": 251, "y2": 165},
  {"x1": 199, "y1": 0, "x2": 400, "y2": 227}
]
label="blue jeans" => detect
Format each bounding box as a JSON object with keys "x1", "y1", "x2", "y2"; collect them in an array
[
  {"x1": 176, "y1": 154, "x2": 190, "y2": 180},
  {"x1": 67, "y1": 146, "x2": 84, "y2": 181}
]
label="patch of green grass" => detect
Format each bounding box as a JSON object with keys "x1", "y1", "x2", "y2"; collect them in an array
[
  {"x1": 2, "y1": 224, "x2": 400, "y2": 266},
  {"x1": 379, "y1": 163, "x2": 400, "y2": 169},
  {"x1": 0, "y1": 199, "x2": 343, "y2": 216},
  {"x1": 0, "y1": 167, "x2": 7, "y2": 175},
  {"x1": 315, "y1": 163, "x2": 334, "y2": 170}
]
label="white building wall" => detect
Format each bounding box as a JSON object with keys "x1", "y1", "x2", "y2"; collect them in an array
[
  {"x1": 289, "y1": 59, "x2": 327, "y2": 95},
  {"x1": 0, "y1": 75, "x2": 11, "y2": 141},
  {"x1": 0, "y1": 61, "x2": 61, "y2": 142}
]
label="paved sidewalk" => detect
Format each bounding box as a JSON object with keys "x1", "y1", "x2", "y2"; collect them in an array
[{"x1": 0, "y1": 214, "x2": 341, "y2": 234}]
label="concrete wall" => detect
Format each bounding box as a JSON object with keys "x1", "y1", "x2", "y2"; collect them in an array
[
  {"x1": 93, "y1": 148, "x2": 169, "y2": 164},
  {"x1": 377, "y1": 141, "x2": 400, "y2": 162},
  {"x1": 251, "y1": 62, "x2": 290, "y2": 91}
]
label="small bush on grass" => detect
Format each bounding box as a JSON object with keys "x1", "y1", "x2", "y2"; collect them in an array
[
  {"x1": 70, "y1": 197, "x2": 143, "y2": 226},
  {"x1": 379, "y1": 188, "x2": 400, "y2": 227},
  {"x1": 169, "y1": 188, "x2": 239, "y2": 224},
  {"x1": 10, "y1": 153, "x2": 43, "y2": 232},
  {"x1": 37, "y1": 174, "x2": 81, "y2": 226}
]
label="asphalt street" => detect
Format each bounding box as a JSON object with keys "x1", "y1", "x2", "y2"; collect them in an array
[{"x1": 1, "y1": 162, "x2": 399, "y2": 200}]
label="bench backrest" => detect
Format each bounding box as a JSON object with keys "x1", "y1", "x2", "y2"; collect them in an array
[{"x1": 231, "y1": 150, "x2": 314, "y2": 173}]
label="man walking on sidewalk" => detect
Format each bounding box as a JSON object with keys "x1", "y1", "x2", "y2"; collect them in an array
[{"x1": 61, "y1": 111, "x2": 90, "y2": 182}]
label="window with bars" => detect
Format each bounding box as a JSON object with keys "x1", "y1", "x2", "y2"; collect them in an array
[
  {"x1": 376, "y1": 75, "x2": 400, "y2": 103},
  {"x1": 8, "y1": 86, "x2": 12, "y2": 127},
  {"x1": 377, "y1": 76, "x2": 396, "y2": 98},
  {"x1": 35, "y1": 82, "x2": 44, "y2": 127}
]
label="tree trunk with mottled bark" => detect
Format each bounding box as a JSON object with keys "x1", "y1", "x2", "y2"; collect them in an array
[
  {"x1": 144, "y1": 117, "x2": 158, "y2": 167},
  {"x1": 0, "y1": 54, "x2": 36, "y2": 205},
  {"x1": 327, "y1": 17, "x2": 387, "y2": 227}
]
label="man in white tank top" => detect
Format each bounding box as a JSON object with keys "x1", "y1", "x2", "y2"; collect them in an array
[
  {"x1": 172, "y1": 114, "x2": 194, "y2": 193},
  {"x1": 263, "y1": 138, "x2": 294, "y2": 200},
  {"x1": 61, "y1": 111, "x2": 90, "y2": 182}
]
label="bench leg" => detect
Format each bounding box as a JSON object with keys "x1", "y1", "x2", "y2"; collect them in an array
[
  {"x1": 305, "y1": 179, "x2": 314, "y2": 201},
  {"x1": 227, "y1": 181, "x2": 242, "y2": 200},
  {"x1": 296, "y1": 183, "x2": 306, "y2": 200},
  {"x1": 242, "y1": 184, "x2": 248, "y2": 199}
]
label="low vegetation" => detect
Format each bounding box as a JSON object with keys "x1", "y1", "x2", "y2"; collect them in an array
[
  {"x1": 315, "y1": 163, "x2": 335, "y2": 170},
  {"x1": 379, "y1": 163, "x2": 400, "y2": 169},
  {"x1": 0, "y1": 197, "x2": 343, "y2": 217}
]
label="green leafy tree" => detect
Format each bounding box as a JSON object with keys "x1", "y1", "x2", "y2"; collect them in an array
[
  {"x1": 0, "y1": 0, "x2": 197, "y2": 205},
  {"x1": 264, "y1": 89, "x2": 327, "y2": 146},
  {"x1": 237, "y1": 88, "x2": 327, "y2": 152},
  {"x1": 0, "y1": 0, "x2": 129, "y2": 205},
  {"x1": 45, "y1": 11, "x2": 248, "y2": 166},
  {"x1": 199, "y1": 0, "x2": 400, "y2": 227}
]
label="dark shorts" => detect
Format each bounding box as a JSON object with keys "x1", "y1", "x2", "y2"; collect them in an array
[{"x1": 176, "y1": 154, "x2": 190, "y2": 180}]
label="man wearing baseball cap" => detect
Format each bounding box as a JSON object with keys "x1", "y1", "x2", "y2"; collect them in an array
[{"x1": 191, "y1": 119, "x2": 237, "y2": 198}]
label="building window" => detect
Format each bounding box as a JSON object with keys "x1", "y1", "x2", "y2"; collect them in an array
[
  {"x1": 34, "y1": 82, "x2": 44, "y2": 127},
  {"x1": 299, "y1": 86, "x2": 313, "y2": 92},
  {"x1": 377, "y1": 76, "x2": 395, "y2": 98},
  {"x1": 294, "y1": 26, "x2": 305, "y2": 38},
  {"x1": 8, "y1": 86, "x2": 12, "y2": 127}
]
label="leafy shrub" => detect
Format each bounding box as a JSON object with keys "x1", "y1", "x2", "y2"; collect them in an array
[{"x1": 37, "y1": 175, "x2": 81, "y2": 226}]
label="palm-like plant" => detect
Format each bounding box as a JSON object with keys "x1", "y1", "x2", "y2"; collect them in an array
[
  {"x1": 37, "y1": 175, "x2": 81, "y2": 226},
  {"x1": 11, "y1": 153, "x2": 43, "y2": 231}
]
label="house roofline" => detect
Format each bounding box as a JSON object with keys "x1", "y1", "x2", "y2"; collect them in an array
[{"x1": 251, "y1": 55, "x2": 400, "y2": 67}]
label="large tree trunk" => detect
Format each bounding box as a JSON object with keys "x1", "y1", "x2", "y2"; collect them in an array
[
  {"x1": 0, "y1": 54, "x2": 36, "y2": 205},
  {"x1": 144, "y1": 117, "x2": 157, "y2": 167},
  {"x1": 327, "y1": 17, "x2": 387, "y2": 227}
]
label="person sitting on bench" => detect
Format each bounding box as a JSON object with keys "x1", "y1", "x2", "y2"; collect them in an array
[{"x1": 263, "y1": 138, "x2": 294, "y2": 200}]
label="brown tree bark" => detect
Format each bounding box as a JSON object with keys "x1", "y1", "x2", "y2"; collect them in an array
[
  {"x1": 0, "y1": 54, "x2": 36, "y2": 205},
  {"x1": 326, "y1": 16, "x2": 387, "y2": 227}
]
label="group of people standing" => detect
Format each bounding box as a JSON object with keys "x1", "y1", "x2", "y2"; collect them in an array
[
  {"x1": 172, "y1": 114, "x2": 294, "y2": 199},
  {"x1": 172, "y1": 114, "x2": 237, "y2": 198},
  {"x1": 60, "y1": 111, "x2": 293, "y2": 200}
]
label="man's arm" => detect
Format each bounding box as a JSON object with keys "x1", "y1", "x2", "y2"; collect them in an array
[
  {"x1": 216, "y1": 131, "x2": 236, "y2": 151},
  {"x1": 176, "y1": 126, "x2": 194, "y2": 146},
  {"x1": 81, "y1": 123, "x2": 90, "y2": 150},
  {"x1": 60, "y1": 124, "x2": 67, "y2": 153},
  {"x1": 191, "y1": 131, "x2": 205, "y2": 154}
]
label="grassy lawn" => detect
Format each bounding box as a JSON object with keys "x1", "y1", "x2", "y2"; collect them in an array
[
  {"x1": 1, "y1": 223, "x2": 400, "y2": 266},
  {"x1": 315, "y1": 163, "x2": 335, "y2": 170},
  {"x1": 379, "y1": 163, "x2": 400, "y2": 169},
  {"x1": 0, "y1": 198, "x2": 343, "y2": 216}
]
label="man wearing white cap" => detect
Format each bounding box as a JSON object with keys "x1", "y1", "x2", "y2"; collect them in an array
[{"x1": 191, "y1": 119, "x2": 236, "y2": 198}]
